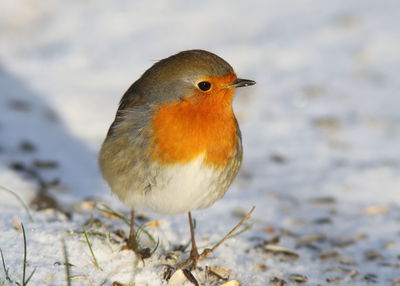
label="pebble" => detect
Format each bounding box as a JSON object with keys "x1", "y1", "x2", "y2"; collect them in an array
[
  {"x1": 312, "y1": 217, "x2": 332, "y2": 224},
  {"x1": 326, "y1": 276, "x2": 342, "y2": 283},
  {"x1": 257, "y1": 263, "x2": 267, "y2": 271},
  {"x1": 318, "y1": 250, "x2": 354, "y2": 265},
  {"x1": 161, "y1": 251, "x2": 181, "y2": 265},
  {"x1": 288, "y1": 274, "x2": 308, "y2": 283},
  {"x1": 112, "y1": 282, "x2": 147, "y2": 286},
  {"x1": 364, "y1": 250, "x2": 384, "y2": 261},
  {"x1": 8, "y1": 99, "x2": 32, "y2": 111},
  {"x1": 220, "y1": 280, "x2": 240, "y2": 286},
  {"x1": 167, "y1": 269, "x2": 188, "y2": 286},
  {"x1": 313, "y1": 117, "x2": 340, "y2": 132},
  {"x1": 362, "y1": 205, "x2": 389, "y2": 215},
  {"x1": 264, "y1": 244, "x2": 300, "y2": 260},
  {"x1": 303, "y1": 85, "x2": 326, "y2": 99},
  {"x1": 326, "y1": 266, "x2": 359, "y2": 278},
  {"x1": 392, "y1": 277, "x2": 400, "y2": 284},
  {"x1": 33, "y1": 159, "x2": 58, "y2": 169},
  {"x1": 19, "y1": 140, "x2": 36, "y2": 152},
  {"x1": 296, "y1": 233, "x2": 327, "y2": 244},
  {"x1": 270, "y1": 153, "x2": 287, "y2": 164},
  {"x1": 308, "y1": 196, "x2": 336, "y2": 205},
  {"x1": 270, "y1": 277, "x2": 287, "y2": 286},
  {"x1": 382, "y1": 241, "x2": 396, "y2": 249},
  {"x1": 363, "y1": 273, "x2": 378, "y2": 283},
  {"x1": 208, "y1": 266, "x2": 231, "y2": 280},
  {"x1": 145, "y1": 220, "x2": 163, "y2": 227}
]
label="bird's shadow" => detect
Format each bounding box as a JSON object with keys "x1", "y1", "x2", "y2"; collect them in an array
[{"x1": 0, "y1": 63, "x2": 106, "y2": 214}]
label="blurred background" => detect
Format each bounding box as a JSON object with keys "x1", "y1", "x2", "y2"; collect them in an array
[
  {"x1": 1, "y1": 0, "x2": 398, "y2": 204},
  {"x1": 0, "y1": 0, "x2": 399, "y2": 284}
]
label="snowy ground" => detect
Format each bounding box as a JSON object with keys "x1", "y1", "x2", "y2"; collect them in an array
[{"x1": 1, "y1": 0, "x2": 400, "y2": 285}]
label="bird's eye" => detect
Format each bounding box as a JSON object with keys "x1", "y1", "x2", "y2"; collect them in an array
[{"x1": 197, "y1": 81, "x2": 212, "y2": 91}]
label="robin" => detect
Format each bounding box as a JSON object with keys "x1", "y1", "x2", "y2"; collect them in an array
[{"x1": 99, "y1": 49, "x2": 255, "y2": 268}]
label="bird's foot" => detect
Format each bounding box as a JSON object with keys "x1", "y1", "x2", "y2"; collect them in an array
[
  {"x1": 177, "y1": 244, "x2": 200, "y2": 270},
  {"x1": 123, "y1": 241, "x2": 157, "y2": 263},
  {"x1": 177, "y1": 206, "x2": 255, "y2": 271}
]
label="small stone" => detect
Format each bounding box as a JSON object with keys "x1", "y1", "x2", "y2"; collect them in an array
[
  {"x1": 10, "y1": 161, "x2": 25, "y2": 171},
  {"x1": 161, "y1": 252, "x2": 181, "y2": 265},
  {"x1": 8, "y1": 99, "x2": 31, "y2": 111},
  {"x1": 314, "y1": 117, "x2": 340, "y2": 132},
  {"x1": 270, "y1": 277, "x2": 287, "y2": 286},
  {"x1": 335, "y1": 13, "x2": 361, "y2": 29},
  {"x1": 19, "y1": 140, "x2": 36, "y2": 153},
  {"x1": 363, "y1": 273, "x2": 378, "y2": 283},
  {"x1": 364, "y1": 250, "x2": 383, "y2": 261},
  {"x1": 12, "y1": 220, "x2": 23, "y2": 232},
  {"x1": 145, "y1": 220, "x2": 163, "y2": 227},
  {"x1": 71, "y1": 200, "x2": 97, "y2": 213},
  {"x1": 318, "y1": 250, "x2": 354, "y2": 265},
  {"x1": 167, "y1": 269, "x2": 190, "y2": 286},
  {"x1": 326, "y1": 266, "x2": 359, "y2": 278},
  {"x1": 382, "y1": 241, "x2": 396, "y2": 249},
  {"x1": 33, "y1": 159, "x2": 58, "y2": 169},
  {"x1": 308, "y1": 197, "x2": 336, "y2": 205},
  {"x1": 330, "y1": 237, "x2": 356, "y2": 247},
  {"x1": 288, "y1": 274, "x2": 308, "y2": 283},
  {"x1": 379, "y1": 263, "x2": 400, "y2": 268},
  {"x1": 264, "y1": 244, "x2": 299, "y2": 260},
  {"x1": 231, "y1": 207, "x2": 247, "y2": 218},
  {"x1": 348, "y1": 269, "x2": 359, "y2": 278},
  {"x1": 83, "y1": 217, "x2": 103, "y2": 227},
  {"x1": 297, "y1": 234, "x2": 327, "y2": 244},
  {"x1": 392, "y1": 277, "x2": 400, "y2": 284},
  {"x1": 312, "y1": 217, "x2": 332, "y2": 224},
  {"x1": 264, "y1": 227, "x2": 276, "y2": 234},
  {"x1": 354, "y1": 233, "x2": 368, "y2": 240},
  {"x1": 303, "y1": 85, "x2": 326, "y2": 99},
  {"x1": 208, "y1": 266, "x2": 230, "y2": 280},
  {"x1": 270, "y1": 153, "x2": 287, "y2": 164},
  {"x1": 326, "y1": 276, "x2": 343, "y2": 283},
  {"x1": 362, "y1": 205, "x2": 389, "y2": 215},
  {"x1": 42, "y1": 107, "x2": 60, "y2": 122},
  {"x1": 112, "y1": 282, "x2": 147, "y2": 286},
  {"x1": 257, "y1": 263, "x2": 267, "y2": 271},
  {"x1": 220, "y1": 280, "x2": 240, "y2": 286}
]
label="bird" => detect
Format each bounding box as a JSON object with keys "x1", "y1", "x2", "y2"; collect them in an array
[{"x1": 99, "y1": 49, "x2": 255, "y2": 268}]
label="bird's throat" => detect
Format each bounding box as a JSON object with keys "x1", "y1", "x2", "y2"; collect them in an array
[{"x1": 149, "y1": 89, "x2": 238, "y2": 167}]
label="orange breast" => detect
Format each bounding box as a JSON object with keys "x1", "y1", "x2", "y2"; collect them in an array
[{"x1": 149, "y1": 83, "x2": 238, "y2": 168}]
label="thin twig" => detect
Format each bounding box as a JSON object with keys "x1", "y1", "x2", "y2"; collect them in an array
[
  {"x1": 199, "y1": 206, "x2": 255, "y2": 261},
  {"x1": 0, "y1": 185, "x2": 33, "y2": 222},
  {"x1": 62, "y1": 239, "x2": 72, "y2": 286},
  {"x1": 24, "y1": 268, "x2": 36, "y2": 285},
  {"x1": 81, "y1": 225, "x2": 102, "y2": 270},
  {"x1": 0, "y1": 248, "x2": 12, "y2": 282},
  {"x1": 21, "y1": 223, "x2": 27, "y2": 286}
]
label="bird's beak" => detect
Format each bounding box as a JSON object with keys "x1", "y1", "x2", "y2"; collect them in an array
[{"x1": 227, "y1": 78, "x2": 256, "y2": 88}]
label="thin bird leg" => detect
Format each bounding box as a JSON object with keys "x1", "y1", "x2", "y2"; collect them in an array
[
  {"x1": 127, "y1": 209, "x2": 139, "y2": 252},
  {"x1": 178, "y1": 211, "x2": 200, "y2": 269},
  {"x1": 188, "y1": 211, "x2": 200, "y2": 261},
  {"x1": 198, "y1": 206, "x2": 255, "y2": 262}
]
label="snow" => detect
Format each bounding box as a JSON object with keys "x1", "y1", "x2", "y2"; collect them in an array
[{"x1": 1, "y1": 0, "x2": 400, "y2": 285}]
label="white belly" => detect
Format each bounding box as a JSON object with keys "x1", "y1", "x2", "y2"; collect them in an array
[{"x1": 122, "y1": 155, "x2": 227, "y2": 214}]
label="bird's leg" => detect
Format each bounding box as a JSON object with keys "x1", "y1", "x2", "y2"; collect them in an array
[
  {"x1": 188, "y1": 211, "x2": 200, "y2": 263},
  {"x1": 178, "y1": 211, "x2": 199, "y2": 269},
  {"x1": 177, "y1": 207, "x2": 254, "y2": 269},
  {"x1": 127, "y1": 209, "x2": 140, "y2": 252}
]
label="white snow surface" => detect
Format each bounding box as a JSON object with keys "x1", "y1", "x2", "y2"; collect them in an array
[{"x1": 1, "y1": 0, "x2": 400, "y2": 285}]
